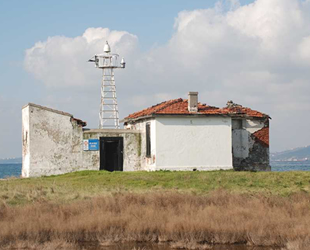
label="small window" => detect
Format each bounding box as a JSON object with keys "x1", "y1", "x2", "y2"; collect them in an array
[{"x1": 146, "y1": 123, "x2": 151, "y2": 158}]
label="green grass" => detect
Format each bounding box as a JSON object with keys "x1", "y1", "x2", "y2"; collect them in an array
[{"x1": 1, "y1": 170, "x2": 310, "y2": 205}]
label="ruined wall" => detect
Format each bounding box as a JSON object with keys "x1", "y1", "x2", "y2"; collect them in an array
[
  {"x1": 232, "y1": 118, "x2": 270, "y2": 171},
  {"x1": 22, "y1": 103, "x2": 143, "y2": 177},
  {"x1": 22, "y1": 103, "x2": 85, "y2": 177},
  {"x1": 82, "y1": 129, "x2": 142, "y2": 171}
]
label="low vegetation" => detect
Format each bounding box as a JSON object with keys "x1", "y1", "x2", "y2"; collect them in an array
[
  {"x1": 1, "y1": 170, "x2": 310, "y2": 249},
  {"x1": 1, "y1": 170, "x2": 310, "y2": 205},
  {"x1": 0, "y1": 190, "x2": 310, "y2": 249}
]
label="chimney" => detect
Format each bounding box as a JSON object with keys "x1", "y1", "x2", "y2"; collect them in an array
[{"x1": 188, "y1": 92, "x2": 198, "y2": 112}]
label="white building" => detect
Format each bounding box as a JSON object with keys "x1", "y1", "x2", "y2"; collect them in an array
[
  {"x1": 123, "y1": 92, "x2": 270, "y2": 172},
  {"x1": 22, "y1": 92, "x2": 270, "y2": 177}
]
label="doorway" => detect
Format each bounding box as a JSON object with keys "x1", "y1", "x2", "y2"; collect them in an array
[{"x1": 100, "y1": 137, "x2": 123, "y2": 171}]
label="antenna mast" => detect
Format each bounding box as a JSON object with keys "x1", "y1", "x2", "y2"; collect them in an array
[{"x1": 88, "y1": 41, "x2": 126, "y2": 129}]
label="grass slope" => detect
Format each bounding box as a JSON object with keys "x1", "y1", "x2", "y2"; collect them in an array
[{"x1": 1, "y1": 170, "x2": 310, "y2": 205}]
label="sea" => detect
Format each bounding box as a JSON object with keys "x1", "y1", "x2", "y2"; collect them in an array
[
  {"x1": 0, "y1": 164, "x2": 22, "y2": 179},
  {"x1": 1, "y1": 162, "x2": 310, "y2": 179}
]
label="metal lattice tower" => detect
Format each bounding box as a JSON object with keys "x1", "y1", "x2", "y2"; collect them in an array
[{"x1": 88, "y1": 41, "x2": 126, "y2": 129}]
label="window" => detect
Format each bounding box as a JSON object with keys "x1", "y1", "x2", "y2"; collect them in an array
[{"x1": 146, "y1": 123, "x2": 151, "y2": 157}]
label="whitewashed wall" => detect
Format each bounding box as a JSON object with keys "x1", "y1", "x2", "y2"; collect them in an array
[
  {"x1": 22, "y1": 106, "x2": 30, "y2": 177},
  {"x1": 22, "y1": 103, "x2": 85, "y2": 177},
  {"x1": 22, "y1": 103, "x2": 143, "y2": 177},
  {"x1": 155, "y1": 116, "x2": 233, "y2": 171}
]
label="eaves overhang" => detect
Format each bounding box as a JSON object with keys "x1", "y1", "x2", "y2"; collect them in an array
[{"x1": 122, "y1": 112, "x2": 270, "y2": 124}]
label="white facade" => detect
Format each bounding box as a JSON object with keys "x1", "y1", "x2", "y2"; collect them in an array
[
  {"x1": 126, "y1": 116, "x2": 233, "y2": 171},
  {"x1": 156, "y1": 117, "x2": 232, "y2": 170}
]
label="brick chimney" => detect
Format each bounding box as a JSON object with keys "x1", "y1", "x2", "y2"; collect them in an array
[{"x1": 188, "y1": 92, "x2": 198, "y2": 112}]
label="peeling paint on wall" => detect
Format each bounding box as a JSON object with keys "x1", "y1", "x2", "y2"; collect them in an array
[
  {"x1": 21, "y1": 103, "x2": 142, "y2": 177},
  {"x1": 21, "y1": 103, "x2": 87, "y2": 177},
  {"x1": 232, "y1": 118, "x2": 270, "y2": 171}
]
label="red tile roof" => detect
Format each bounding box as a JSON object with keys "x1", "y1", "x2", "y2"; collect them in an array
[
  {"x1": 125, "y1": 98, "x2": 269, "y2": 121},
  {"x1": 253, "y1": 127, "x2": 269, "y2": 147},
  {"x1": 221, "y1": 106, "x2": 267, "y2": 118}
]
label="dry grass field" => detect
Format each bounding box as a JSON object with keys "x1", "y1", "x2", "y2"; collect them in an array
[{"x1": 1, "y1": 189, "x2": 310, "y2": 249}]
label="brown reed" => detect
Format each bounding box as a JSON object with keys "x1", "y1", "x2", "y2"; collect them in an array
[{"x1": 0, "y1": 190, "x2": 309, "y2": 249}]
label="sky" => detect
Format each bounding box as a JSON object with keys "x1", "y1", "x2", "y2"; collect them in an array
[{"x1": 0, "y1": 0, "x2": 310, "y2": 158}]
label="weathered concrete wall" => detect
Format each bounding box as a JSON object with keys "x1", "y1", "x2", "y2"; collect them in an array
[
  {"x1": 22, "y1": 103, "x2": 85, "y2": 177},
  {"x1": 125, "y1": 119, "x2": 156, "y2": 171},
  {"x1": 232, "y1": 118, "x2": 270, "y2": 171},
  {"x1": 22, "y1": 104, "x2": 143, "y2": 177},
  {"x1": 82, "y1": 129, "x2": 142, "y2": 171}
]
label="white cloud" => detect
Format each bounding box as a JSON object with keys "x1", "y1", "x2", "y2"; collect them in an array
[
  {"x1": 297, "y1": 36, "x2": 310, "y2": 62},
  {"x1": 24, "y1": 28, "x2": 138, "y2": 88},
  {"x1": 24, "y1": 0, "x2": 310, "y2": 151}
]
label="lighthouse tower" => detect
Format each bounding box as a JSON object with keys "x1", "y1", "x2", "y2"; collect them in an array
[{"x1": 88, "y1": 41, "x2": 126, "y2": 129}]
